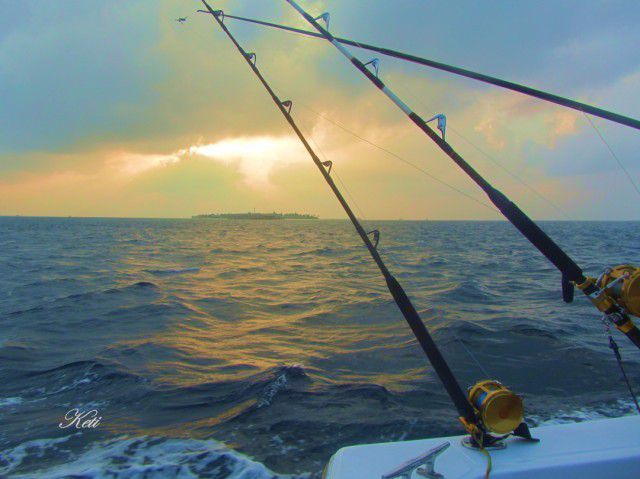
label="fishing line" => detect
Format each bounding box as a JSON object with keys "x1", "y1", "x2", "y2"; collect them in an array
[
  {"x1": 583, "y1": 113, "x2": 640, "y2": 199},
  {"x1": 295, "y1": 111, "x2": 368, "y2": 222},
  {"x1": 242, "y1": 5, "x2": 584, "y2": 220},
  {"x1": 297, "y1": 107, "x2": 494, "y2": 381},
  {"x1": 397, "y1": 82, "x2": 572, "y2": 220},
  {"x1": 292, "y1": 74, "x2": 538, "y2": 379},
  {"x1": 296, "y1": 102, "x2": 498, "y2": 214},
  {"x1": 447, "y1": 126, "x2": 572, "y2": 220},
  {"x1": 451, "y1": 328, "x2": 492, "y2": 379},
  {"x1": 603, "y1": 322, "x2": 640, "y2": 415},
  {"x1": 252, "y1": 19, "x2": 561, "y2": 219},
  {"x1": 480, "y1": 445, "x2": 493, "y2": 479}
]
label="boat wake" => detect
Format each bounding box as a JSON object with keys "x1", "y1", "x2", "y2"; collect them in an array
[{"x1": 0, "y1": 434, "x2": 313, "y2": 479}]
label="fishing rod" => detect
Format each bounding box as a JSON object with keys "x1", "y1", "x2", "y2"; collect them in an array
[
  {"x1": 199, "y1": 0, "x2": 536, "y2": 446},
  {"x1": 283, "y1": 0, "x2": 640, "y2": 354},
  {"x1": 198, "y1": 10, "x2": 640, "y2": 132}
]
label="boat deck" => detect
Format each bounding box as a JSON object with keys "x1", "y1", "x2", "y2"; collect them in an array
[{"x1": 324, "y1": 415, "x2": 640, "y2": 478}]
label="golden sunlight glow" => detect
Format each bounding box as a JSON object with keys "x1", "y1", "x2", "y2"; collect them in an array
[
  {"x1": 111, "y1": 136, "x2": 307, "y2": 187},
  {"x1": 112, "y1": 151, "x2": 183, "y2": 176},
  {"x1": 189, "y1": 136, "x2": 306, "y2": 186}
]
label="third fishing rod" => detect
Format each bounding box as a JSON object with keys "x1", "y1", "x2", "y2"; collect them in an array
[{"x1": 284, "y1": 0, "x2": 640, "y2": 350}]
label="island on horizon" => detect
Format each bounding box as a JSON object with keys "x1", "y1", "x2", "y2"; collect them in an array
[{"x1": 192, "y1": 212, "x2": 319, "y2": 220}]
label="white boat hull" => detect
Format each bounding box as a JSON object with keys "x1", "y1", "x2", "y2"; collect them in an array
[{"x1": 324, "y1": 415, "x2": 640, "y2": 478}]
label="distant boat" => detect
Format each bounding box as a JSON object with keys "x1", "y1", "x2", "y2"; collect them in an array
[{"x1": 192, "y1": 212, "x2": 318, "y2": 220}]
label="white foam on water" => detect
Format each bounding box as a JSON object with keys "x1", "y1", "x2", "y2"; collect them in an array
[
  {"x1": 528, "y1": 399, "x2": 637, "y2": 427},
  {"x1": 257, "y1": 373, "x2": 288, "y2": 408},
  {"x1": 1, "y1": 434, "x2": 311, "y2": 479},
  {"x1": 0, "y1": 398, "x2": 635, "y2": 478},
  {"x1": 0, "y1": 434, "x2": 76, "y2": 475},
  {"x1": 0, "y1": 396, "x2": 23, "y2": 407}
]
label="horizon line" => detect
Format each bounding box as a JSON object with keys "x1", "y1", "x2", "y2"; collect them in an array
[{"x1": 1, "y1": 215, "x2": 639, "y2": 222}]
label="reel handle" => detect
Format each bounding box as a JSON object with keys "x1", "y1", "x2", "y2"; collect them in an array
[{"x1": 562, "y1": 275, "x2": 574, "y2": 303}]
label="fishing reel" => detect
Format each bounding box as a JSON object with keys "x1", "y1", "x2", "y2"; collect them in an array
[
  {"x1": 468, "y1": 380, "x2": 523, "y2": 435},
  {"x1": 461, "y1": 380, "x2": 535, "y2": 449},
  {"x1": 594, "y1": 265, "x2": 640, "y2": 317},
  {"x1": 558, "y1": 263, "x2": 640, "y2": 348},
  {"x1": 568, "y1": 264, "x2": 640, "y2": 327}
]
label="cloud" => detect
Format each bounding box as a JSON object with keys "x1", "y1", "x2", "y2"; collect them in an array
[
  {"x1": 110, "y1": 151, "x2": 184, "y2": 176},
  {"x1": 105, "y1": 135, "x2": 313, "y2": 187},
  {"x1": 189, "y1": 136, "x2": 307, "y2": 187},
  {"x1": 0, "y1": 2, "x2": 166, "y2": 154},
  {"x1": 547, "y1": 112, "x2": 578, "y2": 139},
  {"x1": 1, "y1": 1, "x2": 639, "y2": 220}
]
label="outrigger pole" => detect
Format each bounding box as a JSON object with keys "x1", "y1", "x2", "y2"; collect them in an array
[
  {"x1": 198, "y1": 0, "x2": 482, "y2": 430},
  {"x1": 283, "y1": 0, "x2": 640, "y2": 350},
  {"x1": 200, "y1": 11, "x2": 640, "y2": 132}
]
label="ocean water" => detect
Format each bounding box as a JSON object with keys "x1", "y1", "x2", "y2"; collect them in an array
[{"x1": 1, "y1": 217, "x2": 639, "y2": 478}]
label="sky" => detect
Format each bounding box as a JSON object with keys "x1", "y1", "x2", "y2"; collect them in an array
[{"x1": 1, "y1": 0, "x2": 639, "y2": 220}]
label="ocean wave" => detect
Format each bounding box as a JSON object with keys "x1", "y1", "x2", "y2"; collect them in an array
[
  {"x1": 21, "y1": 359, "x2": 148, "y2": 400},
  {"x1": 0, "y1": 434, "x2": 312, "y2": 479},
  {"x1": 106, "y1": 281, "x2": 159, "y2": 292},
  {"x1": 256, "y1": 365, "x2": 308, "y2": 408},
  {"x1": 21, "y1": 277, "x2": 79, "y2": 288},
  {"x1": 331, "y1": 383, "x2": 392, "y2": 401},
  {"x1": 0, "y1": 396, "x2": 23, "y2": 408},
  {"x1": 508, "y1": 324, "x2": 563, "y2": 340},
  {"x1": 145, "y1": 267, "x2": 201, "y2": 276},
  {"x1": 159, "y1": 365, "x2": 311, "y2": 413},
  {"x1": 2, "y1": 219, "x2": 639, "y2": 476},
  {"x1": 209, "y1": 247, "x2": 246, "y2": 255},
  {"x1": 7, "y1": 281, "x2": 160, "y2": 317},
  {"x1": 117, "y1": 238, "x2": 146, "y2": 245},
  {"x1": 295, "y1": 247, "x2": 338, "y2": 257},
  {"x1": 25, "y1": 359, "x2": 99, "y2": 378},
  {"x1": 528, "y1": 399, "x2": 638, "y2": 427},
  {"x1": 218, "y1": 266, "x2": 267, "y2": 280},
  {"x1": 439, "y1": 279, "x2": 497, "y2": 301}
]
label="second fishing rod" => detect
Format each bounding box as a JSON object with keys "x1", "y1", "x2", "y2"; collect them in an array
[
  {"x1": 198, "y1": 0, "x2": 552, "y2": 447},
  {"x1": 197, "y1": 0, "x2": 491, "y2": 436},
  {"x1": 284, "y1": 0, "x2": 640, "y2": 351}
]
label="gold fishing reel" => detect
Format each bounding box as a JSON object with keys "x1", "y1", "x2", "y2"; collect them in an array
[
  {"x1": 571, "y1": 264, "x2": 640, "y2": 344},
  {"x1": 594, "y1": 264, "x2": 640, "y2": 318},
  {"x1": 468, "y1": 380, "x2": 524, "y2": 435}
]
